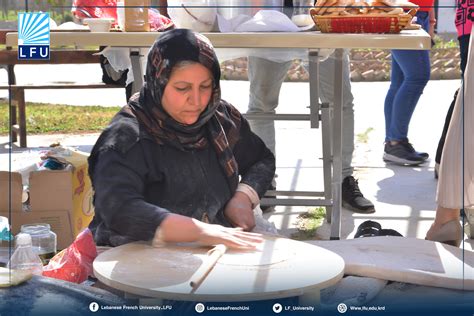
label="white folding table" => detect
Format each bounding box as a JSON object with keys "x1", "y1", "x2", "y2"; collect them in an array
[{"x1": 6, "y1": 30, "x2": 431, "y2": 239}]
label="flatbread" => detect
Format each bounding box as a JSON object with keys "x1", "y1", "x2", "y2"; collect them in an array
[{"x1": 217, "y1": 238, "x2": 291, "y2": 266}]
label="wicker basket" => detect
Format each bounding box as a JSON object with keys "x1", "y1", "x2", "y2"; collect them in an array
[{"x1": 310, "y1": 8, "x2": 417, "y2": 34}]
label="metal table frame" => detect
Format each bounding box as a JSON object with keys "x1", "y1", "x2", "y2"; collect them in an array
[{"x1": 5, "y1": 31, "x2": 431, "y2": 239}]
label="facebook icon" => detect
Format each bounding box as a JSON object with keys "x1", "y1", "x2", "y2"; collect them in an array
[{"x1": 18, "y1": 12, "x2": 50, "y2": 60}]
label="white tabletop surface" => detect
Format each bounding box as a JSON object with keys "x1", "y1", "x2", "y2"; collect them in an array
[{"x1": 6, "y1": 30, "x2": 431, "y2": 50}]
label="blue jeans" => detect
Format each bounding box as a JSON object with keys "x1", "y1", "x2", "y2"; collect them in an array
[{"x1": 384, "y1": 11, "x2": 431, "y2": 142}]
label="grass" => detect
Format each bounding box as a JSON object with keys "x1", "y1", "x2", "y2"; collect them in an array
[
  {"x1": 290, "y1": 207, "x2": 326, "y2": 240},
  {"x1": 1, "y1": 9, "x2": 73, "y2": 24},
  {"x1": 433, "y1": 36, "x2": 459, "y2": 49},
  {"x1": 0, "y1": 102, "x2": 121, "y2": 135},
  {"x1": 356, "y1": 127, "x2": 374, "y2": 144}
]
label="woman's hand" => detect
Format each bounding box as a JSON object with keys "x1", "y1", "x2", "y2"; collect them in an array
[
  {"x1": 195, "y1": 223, "x2": 263, "y2": 250},
  {"x1": 224, "y1": 191, "x2": 256, "y2": 231},
  {"x1": 153, "y1": 214, "x2": 263, "y2": 250}
]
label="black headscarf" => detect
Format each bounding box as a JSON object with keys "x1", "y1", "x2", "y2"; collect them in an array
[{"x1": 127, "y1": 29, "x2": 240, "y2": 193}]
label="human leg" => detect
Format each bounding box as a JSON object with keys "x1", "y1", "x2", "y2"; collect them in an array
[
  {"x1": 247, "y1": 56, "x2": 292, "y2": 155},
  {"x1": 383, "y1": 56, "x2": 403, "y2": 142},
  {"x1": 434, "y1": 90, "x2": 458, "y2": 170},
  {"x1": 425, "y1": 206, "x2": 461, "y2": 247},
  {"x1": 385, "y1": 49, "x2": 430, "y2": 142},
  {"x1": 383, "y1": 12, "x2": 431, "y2": 165},
  {"x1": 318, "y1": 51, "x2": 354, "y2": 179},
  {"x1": 459, "y1": 34, "x2": 471, "y2": 75},
  {"x1": 382, "y1": 48, "x2": 430, "y2": 165},
  {"x1": 434, "y1": 35, "x2": 470, "y2": 176},
  {"x1": 427, "y1": 34, "x2": 474, "y2": 244},
  {"x1": 304, "y1": 51, "x2": 374, "y2": 213}
]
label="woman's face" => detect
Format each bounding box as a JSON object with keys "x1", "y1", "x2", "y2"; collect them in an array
[{"x1": 161, "y1": 63, "x2": 213, "y2": 125}]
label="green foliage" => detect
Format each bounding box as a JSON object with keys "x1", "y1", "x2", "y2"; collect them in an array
[
  {"x1": 34, "y1": 0, "x2": 68, "y2": 6},
  {"x1": 291, "y1": 207, "x2": 326, "y2": 240},
  {"x1": 356, "y1": 127, "x2": 374, "y2": 144},
  {"x1": 1, "y1": 0, "x2": 74, "y2": 24},
  {"x1": 0, "y1": 102, "x2": 121, "y2": 135},
  {"x1": 1, "y1": 10, "x2": 19, "y2": 21},
  {"x1": 432, "y1": 35, "x2": 459, "y2": 49}
]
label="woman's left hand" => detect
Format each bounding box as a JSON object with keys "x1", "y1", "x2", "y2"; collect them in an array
[{"x1": 224, "y1": 192, "x2": 255, "y2": 231}]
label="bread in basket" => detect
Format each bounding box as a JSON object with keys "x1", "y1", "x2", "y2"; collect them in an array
[{"x1": 310, "y1": 0, "x2": 419, "y2": 34}]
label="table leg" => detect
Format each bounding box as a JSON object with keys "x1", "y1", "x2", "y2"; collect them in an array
[
  {"x1": 330, "y1": 49, "x2": 343, "y2": 240},
  {"x1": 130, "y1": 48, "x2": 144, "y2": 94},
  {"x1": 308, "y1": 50, "x2": 320, "y2": 129},
  {"x1": 309, "y1": 50, "x2": 333, "y2": 224},
  {"x1": 321, "y1": 101, "x2": 333, "y2": 224}
]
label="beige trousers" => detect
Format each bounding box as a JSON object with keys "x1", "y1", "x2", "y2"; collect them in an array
[{"x1": 437, "y1": 32, "x2": 474, "y2": 209}]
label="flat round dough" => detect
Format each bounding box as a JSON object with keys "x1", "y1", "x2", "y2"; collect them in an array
[{"x1": 217, "y1": 238, "x2": 292, "y2": 266}]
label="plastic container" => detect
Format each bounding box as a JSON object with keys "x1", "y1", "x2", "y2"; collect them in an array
[
  {"x1": 7, "y1": 233, "x2": 43, "y2": 276},
  {"x1": 292, "y1": 0, "x2": 314, "y2": 26},
  {"x1": 83, "y1": 18, "x2": 114, "y2": 32},
  {"x1": 120, "y1": 0, "x2": 150, "y2": 32},
  {"x1": 217, "y1": 0, "x2": 284, "y2": 19},
  {"x1": 21, "y1": 224, "x2": 57, "y2": 265}
]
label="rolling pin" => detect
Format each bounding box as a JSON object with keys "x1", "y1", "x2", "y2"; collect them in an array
[{"x1": 189, "y1": 244, "x2": 227, "y2": 292}]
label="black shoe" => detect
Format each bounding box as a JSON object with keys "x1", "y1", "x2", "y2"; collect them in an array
[
  {"x1": 354, "y1": 220, "x2": 382, "y2": 238},
  {"x1": 383, "y1": 141, "x2": 427, "y2": 165},
  {"x1": 354, "y1": 220, "x2": 403, "y2": 238},
  {"x1": 342, "y1": 176, "x2": 375, "y2": 213},
  {"x1": 400, "y1": 139, "x2": 429, "y2": 160}
]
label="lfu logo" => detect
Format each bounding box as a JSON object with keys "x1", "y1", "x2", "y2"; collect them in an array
[{"x1": 18, "y1": 12, "x2": 50, "y2": 60}]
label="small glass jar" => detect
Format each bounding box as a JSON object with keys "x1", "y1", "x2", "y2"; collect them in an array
[
  {"x1": 20, "y1": 223, "x2": 57, "y2": 265},
  {"x1": 292, "y1": 0, "x2": 315, "y2": 27}
]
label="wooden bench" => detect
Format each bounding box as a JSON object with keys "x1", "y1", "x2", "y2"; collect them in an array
[{"x1": 1, "y1": 30, "x2": 124, "y2": 147}]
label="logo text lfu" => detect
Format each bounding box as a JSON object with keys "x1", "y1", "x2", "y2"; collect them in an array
[{"x1": 18, "y1": 45, "x2": 49, "y2": 60}]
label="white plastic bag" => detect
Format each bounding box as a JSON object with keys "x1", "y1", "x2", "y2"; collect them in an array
[
  {"x1": 252, "y1": 206, "x2": 279, "y2": 236},
  {"x1": 167, "y1": 0, "x2": 217, "y2": 32}
]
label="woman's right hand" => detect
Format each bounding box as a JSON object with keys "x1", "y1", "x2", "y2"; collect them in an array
[
  {"x1": 195, "y1": 222, "x2": 263, "y2": 250},
  {"x1": 153, "y1": 214, "x2": 263, "y2": 250}
]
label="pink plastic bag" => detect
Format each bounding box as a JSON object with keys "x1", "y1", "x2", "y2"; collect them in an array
[
  {"x1": 72, "y1": 0, "x2": 118, "y2": 24},
  {"x1": 42, "y1": 228, "x2": 97, "y2": 284},
  {"x1": 72, "y1": 0, "x2": 174, "y2": 31}
]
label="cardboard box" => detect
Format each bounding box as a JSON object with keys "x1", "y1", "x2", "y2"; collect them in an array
[{"x1": 0, "y1": 150, "x2": 94, "y2": 250}]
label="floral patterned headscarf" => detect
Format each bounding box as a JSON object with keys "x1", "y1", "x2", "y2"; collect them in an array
[{"x1": 128, "y1": 29, "x2": 240, "y2": 192}]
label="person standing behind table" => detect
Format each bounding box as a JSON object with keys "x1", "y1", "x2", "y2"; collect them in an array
[
  {"x1": 433, "y1": 0, "x2": 473, "y2": 178},
  {"x1": 246, "y1": 4, "x2": 375, "y2": 213},
  {"x1": 382, "y1": 0, "x2": 435, "y2": 165},
  {"x1": 425, "y1": 32, "x2": 474, "y2": 247},
  {"x1": 87, "y1": 29, "x2": 274, "y2": 249}
]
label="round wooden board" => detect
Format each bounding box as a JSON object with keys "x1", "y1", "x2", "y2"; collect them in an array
[
  {"x1": 93, "y1": 236, "x2": 345, "y2": 301},
  {"x1": 309, "y1": 237, "x2": 474, "y2": 291}
]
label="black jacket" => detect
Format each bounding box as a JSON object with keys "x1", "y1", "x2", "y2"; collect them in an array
[{"x1": 88, "y1": 108, "x2": 275, "y2": 246}]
